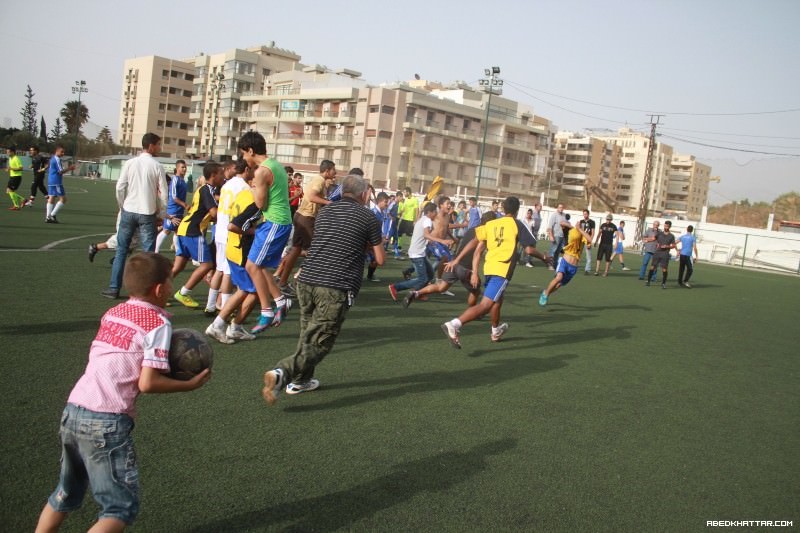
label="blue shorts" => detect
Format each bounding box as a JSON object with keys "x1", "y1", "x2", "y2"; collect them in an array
[
  {"x1": 162, "y1": 217, "x2": 180, "y2": 232},
  {"x1": 247, "y1": 221, "x2": 292, "y2": 268},
  {"x1": 48, "y1": 403, "x2": 139, "y2": 524},
  {"x1": 176, "y1": 235, "x2": 212, "y2": 263},
  {"x1": 555, "y1": 257, "x2": 578, "y2": 287},
  {"x1": 482, "y1": 275, "x2": 509, "y2": 302},
  {"x1": 615, "y1": 242, "x2": 624, "y2": 254},
  {"x1": 229, "y1": 261, "x2": 256, "y2": 293},
  {"x1": 48, "y1": 184, "x2": 66, "y2": 197},
  {"x1": 427, "y1": 241, "x2": 453, "y2": 261}
]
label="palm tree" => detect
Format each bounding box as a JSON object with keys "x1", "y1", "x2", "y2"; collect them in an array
[{"x1": 60, "y1": 100, "x2": 89, "y2": 137}]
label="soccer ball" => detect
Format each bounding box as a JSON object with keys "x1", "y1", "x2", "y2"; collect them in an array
[{"x1": 169, "y1": 328, "x2": 214, "y2": 381}]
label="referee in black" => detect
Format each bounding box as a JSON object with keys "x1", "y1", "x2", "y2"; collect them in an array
[
  {"x1": 262, "y1": 173, "x2": 384, "y2": 404},
  {"x1": 27, "y1": 146, "x2": 49, "y2": 206}
]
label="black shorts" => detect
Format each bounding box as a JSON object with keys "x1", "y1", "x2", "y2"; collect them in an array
[
  {"x1": 651, "y1": 253, "x2": 671, "y2": 269},
  {"x1": 398, "y1": 219, "x2": 414, "y2": 237},
  {"x1": 441, "y1": 264, "x2": 481, "y2": 294},
  {"x1": 6, "y1": 177, "x2": 21, "y2": 191},
  {"x1": 292, "y1": 213, "x2": 316, "y2": 250},
  {"x1": 597, "y1": 243, "x2": 613, "y2": 261}
]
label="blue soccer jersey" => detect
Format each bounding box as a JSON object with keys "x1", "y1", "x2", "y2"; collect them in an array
[
  {"x1": 48, "y1": 155, "x2": 64, "y2": 186},
  {"x1": 167, "y1": 176, "x2": 188, "y2": 217},
  {"x1": 372, "y1": 206, "x2": 391, "y2": 238}
]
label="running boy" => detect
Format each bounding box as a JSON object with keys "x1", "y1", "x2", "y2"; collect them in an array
[
  {"x1": 34, "y1": 253, "x2": 209, "y2": 533},
  {"x1": 441, "y1": 197, "x2": 537, "y2": 348},
  {"x1": 539, "y1": 216, "x2": 593, "y2": 306}
]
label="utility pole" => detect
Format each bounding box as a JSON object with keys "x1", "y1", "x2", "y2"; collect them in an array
[
  {"x1": 634, "y1": 114, "x2": 663, "y2": 243},
  {"x1": 476, "y1": 66, "x2": 502, "y2": 202},
  {"x1": 71, "y1": 80, "x2": 88, "y2": 172}
]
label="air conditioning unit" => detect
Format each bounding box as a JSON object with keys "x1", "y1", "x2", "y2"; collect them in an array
[
  {"x1": 336, "y1": 124, "x2": 343, "y2": 130},
  {"x1": 304, "y1": 125, "x2": 312, "y2": 132}
]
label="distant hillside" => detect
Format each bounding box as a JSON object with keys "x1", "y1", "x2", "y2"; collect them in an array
[{"x1": 707, "y1": 192, "x2": 800, "y2": 229}]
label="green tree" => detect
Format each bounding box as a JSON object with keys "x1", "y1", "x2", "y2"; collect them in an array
[
  {"x1": 49, "y1": 118, "x2": 65, "y2": 142},
  {"x1": 60, "y1": 100, "x2": 89, "y2": 137},
  {"x1": 95, "y1": 126, "x2": 113, "y2": 144},
  {"x1": 20, "y1": 85, "x2": 37, "y2": 136}
]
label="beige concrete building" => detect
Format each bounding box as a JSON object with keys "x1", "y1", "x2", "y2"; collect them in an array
[
  {"x1": 118, "y1": 56, "x2": 195, "y2": 156},
  {"x1": 239, "y1": 73, "x2": 554, "y2": 203},
  {"x1": 549, "y1": 132, "x2": 621, "y2": 211},
  {"x1": 666, "y1": 154, "x2": 711, "y2": 219}
]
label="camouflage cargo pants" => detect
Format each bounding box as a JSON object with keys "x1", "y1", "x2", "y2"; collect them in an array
[{"x1": 275, "y1": 282, "x2": 350, "y2": 383}]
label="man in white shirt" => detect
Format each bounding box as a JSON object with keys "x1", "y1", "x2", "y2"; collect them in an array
[
  {"x1": 102, "y1": 133, "x2": 168, "y2": 299},
  {"x1": 546, "y1": 203, "x2": 566, "y2": 271}
]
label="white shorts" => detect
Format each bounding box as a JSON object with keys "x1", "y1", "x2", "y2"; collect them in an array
[{"x1": 215, "y1": 241, "x2": 230, "y2": 274}]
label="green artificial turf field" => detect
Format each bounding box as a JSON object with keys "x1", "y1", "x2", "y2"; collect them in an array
[{"x1": 1, "y1": 175, "x2": 797, "y2": 532}]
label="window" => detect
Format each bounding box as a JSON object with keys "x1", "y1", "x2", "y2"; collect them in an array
[
  {"x1": 185, "y1": 73, "x2": 194, "y2": 81},
  {"x1": 368, "y1": 105, "x2": 379, "y2": 113},
  {"x1": 365, "y1": 129, "x2": 377, "y2": 137},
  {"x1": 181, "y1": 106, "x2": 190, "y2": 113},
  {"x1": 165, "y1": 120, "x2": 174, "y2": 128},
  {"x1": 178, "y1": 139, "x2": 186, "y2": 146},
  {"x1": 160, "y1": 86, "x2": 167, "y2": 96},
  {"x1": 157, "y1": 120, "x2": 164, "y2": 127},
  {"x1": 183, "y1": 90, "x2": 192, "y2": 97},
  {"x1": 376, "y1": 155, "x2": 389, "y2": 164},
  {"x1": 378, "y1": 131, "x2": 392, "y2": 139},
  {"x1": 381, "y1": 105, "x2": 395, "y2": 115},
  {"x1": 363, "y1": 154, "x2": 374, "y2": 162},
  {"x1": 171, "y1": 70, "x2": 179, "y2": 78},
  {"x1": 162, "y1": 69, "x2": 169, "y2": 78},
  {"x1": 169, "y1": 87, "x2": 178, "y2": 95},
  {"x1": 158, "y1": 103, "x2": 166, "y2": 111}
]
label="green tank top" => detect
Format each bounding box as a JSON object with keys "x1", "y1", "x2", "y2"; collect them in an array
[{"x1": 260, "y1": 158, "x2": 292, "y2": 225}]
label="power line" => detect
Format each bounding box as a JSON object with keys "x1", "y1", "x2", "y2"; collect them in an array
[
  {"x1": 658, "y1": 133, "x2": 800, "y2": 157},
  {"x1": 658, "y1": 126, "x2": 800, "y2": 141},
  {"x1": 504, "y1": 78, "x2": 800, "y2": 116}
]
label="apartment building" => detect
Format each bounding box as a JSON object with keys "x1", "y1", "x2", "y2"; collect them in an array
[
  {"x1": 186, "y1": 43, "x2": 301, "y2": 160},
  {"x1": 239, "y1": 73, "x2": 554, "y2": 204},
  {"x1": 666, "y1": 154, "x2": 711, "y2": 219},
  {"x1": 118, "y1": 56, "x2": 195, "y2": 156},
  {"x1": 549, "y1": 132, "x2": 621, "y2": 211},
  {"x1": 118, "y1": 43, "x2": 301, "y2": 159}
]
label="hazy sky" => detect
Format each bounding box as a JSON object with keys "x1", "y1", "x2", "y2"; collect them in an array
[{"x1": 2, "y1": 0, "x2": 798, "y2": 204}]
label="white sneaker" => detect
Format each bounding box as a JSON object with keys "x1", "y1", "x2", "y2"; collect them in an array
[
  {"x1": 442, "y1": 290, "x2": 456, "y2": 297},
  {"x1": 205, "y1": 323, "x2": 234, "y2": 344},
  {"x1": 285, "y1": 379, "x2": 321, "y2": 395},
  {"x1": 441, "y1": 322, "x2": 461, "y2": 349},
  {"x1": 226, "y1": 324, "x2": 255, "y2": 341},
  {"x1": 491, "y1": 323, "x2": 509, "y2": 342},
  {"x1": 622, "y1": 266, "x2": 631, "y2": 271},
  {"x1": 262, "y1": 369, "x2": 284, "y2": 405}
]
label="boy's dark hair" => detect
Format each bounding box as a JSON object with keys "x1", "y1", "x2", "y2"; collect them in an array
[
  {"x1": 203, "y1": 161, "x2": 222, "y2": 179},
  {"x1": 395, "y1": 190, "x2": 404, "y2": 198},
  {"x1": 30, "y1": 146, "x2": 39, "y2": 152},
  {"x1": 376, "y1": 191, "x2": 389, "y2": 202},
  {"x1": 502, "y1": 196, "x2": 520, "y2": 217},
  {"x1": 175, "y1": 159, "x2": 186, "y2": 166},
  {"x1": 422, "y1": 202, "x2": 437, "y2": 215},
  {"x1": 54, "y1": 144, "x2": 65, "y2": 151},
  {"x1": 320, "y1": 159, "x2": 335, "y2": 173},
  {"x1": 141, "y1": 133, "x2": 161, "y2": 149},
  {"x1": 436, "y1": 195, "x2": 450, "y2": 207},
  {"x1": 284, "y1": 166, "x2": 294, "y2": 175},
  {"x1": 664, "y1": 220, "x2": 672, "y2": 227},
  {"x1": 348, "y1": 167, "x2": 364, "y2": 177},
  {"x1": 293, "y1": 172, "x2": 303, "y2": 179},
  {"x1": 469, "y1": 196, "x2": 476, "y2": 202},
  {"x1": 123, "y1": 252, "x2": 172, "y2": 297},
  {"x1": 480, "y1": 211, "x2": 496, "y2": 225},
  {"x1": 223, "y1": 160, "x2": 236, "y2": 170},
  {"x1": 234, "y1": 158, "x2": 249, "y2": 174},
  {"x1": 403, "y1": 187, "x2": 413, "y2": 195},
  {"x1": 687, "y1": 225, "x2": 694, "y2": 232},
  {"x1": 583, "y1": 209, "x2": 590, "y2": 215},
  {"x1": 238, "y1": 131, "x2": 267, "y2": 155}
]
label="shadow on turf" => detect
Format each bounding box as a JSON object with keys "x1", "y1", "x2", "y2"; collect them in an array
[
  {"x1": 188, "y1": 437, "x2": 517, "y2": 532},
  {"x1": 281, "y1": 354, "x2": 576, "y2": 413},
  {"x1": 0, "y1": 319, "x2": 99, "y2": 335}
]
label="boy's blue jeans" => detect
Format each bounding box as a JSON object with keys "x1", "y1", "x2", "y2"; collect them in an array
[{"x1": 394, "y1": 257, "x2": 433, "y2": 291}]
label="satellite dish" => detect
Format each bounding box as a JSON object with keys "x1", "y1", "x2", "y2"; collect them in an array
[{"x1": 414, "y1": 73, "x2": 421, "y2": 80}]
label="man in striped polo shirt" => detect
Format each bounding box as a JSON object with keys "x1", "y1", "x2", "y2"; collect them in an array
[{"x1": 262, "y1": 174, "x2": 384, "y2": 404}]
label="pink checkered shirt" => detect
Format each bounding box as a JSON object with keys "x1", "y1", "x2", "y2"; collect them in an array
[{"x1": 68, "y1": 299, "x2": 171, "y2": 417}]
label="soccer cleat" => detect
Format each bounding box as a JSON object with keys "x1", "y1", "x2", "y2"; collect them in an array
[
  {"x1": 50, "y1": 215, "x2": 59, "y2": 223},
  {"x1": 262, "y1": 369, "x2": 284, "y2": 405},
  {"x1": 402, "y1": 291, "x2": 416, "y2": 308},
  {"x1": 538, "y1": 291, "x2": 548, "y2": 307},
  {"x1": 684, "y1": 282, "x2": 692, "y2": 289},
  {"x1": 441, "y1": 322, "x2": 461, "y2": 349},
  {"x1": 594, "y1": 271, "x2": 599, "y2": 276},
  {"x1": 285, "y1": 379, "x2": 321, "y2": 395},
  {"x1": 174, "y1": 291, "x2": 200, "y2": 308},
  {"x1": 270, "y1": 306, "x2": 286, "y2": 328},
  {"x1": 203, "y1": 307, "x2": 218, "y2": 318},
  {"x1": 251, "y1": 314, "x2": 274, "y2": 334},
  {"x1": 226, "y1": 324, "x2": 256, "y2": 341},
  {"x1": 442, "y1": 290, "x2": 455, "y2": 297},
  {"x1": 525, "y1": 262, "x2": 534, "y2": 268},
  {"x1": 491, "y1": 323, "x2": 509, "y2": 342},
  {"x1": 88, "y1": 243, "x2": 98, "y2": 262},
  {"x1": 622, "y1": 266, "x2": 631, "y2": 271},
  {"x1": 205, "y1": 323, "x2": 234, "y2": 344},
  {"x1": 101, "y1": 288, "x2": 119, "y2": 299},
  {"x1": 388, "y1": 284, "x2": 398, "y2": 302},
  {"x1": 23, "y1": 200, "x2": 33, "y2": 207}
]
